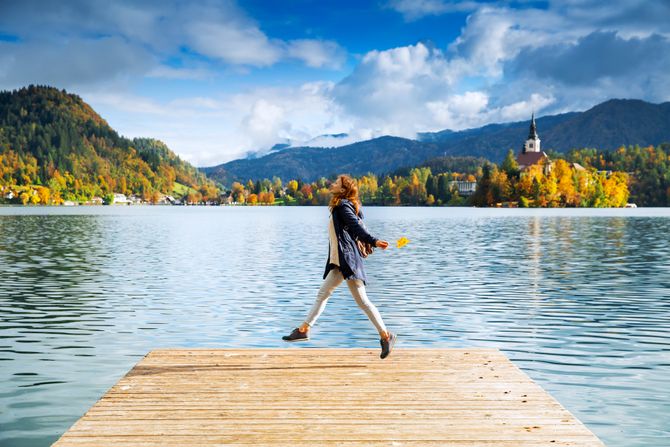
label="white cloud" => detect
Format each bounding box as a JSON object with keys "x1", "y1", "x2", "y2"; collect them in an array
[
  {"x1": 426, "y1": 91, "x2": 489, "y2": 128},
  {"x1": 334, "y1": 43, "x2": 456, "y2": 128},
  {"x1": 186, "y1": 21, "x2": 283, "y2": 67},
  {"x1": 239, "y1": 99, "x2": 288, "y2": 149},
  {"x1": 447, "y1": 7, "x2": 525, "y2": 78},
  {"x1": 332, "y1": 41, "x2": 526, "y2": 137},
  {"x1": 286, "y1": 39, "x2": 346, "y2": 69},
  {"x1": 495, "y1": 94, "x2": 556, "y2": 121},
  {"x1": 387, "y1": 0, "x2": 482, "y2": 21},
  {"x1": 229, "y1": 82, "x2": 352, "y2": 157}
]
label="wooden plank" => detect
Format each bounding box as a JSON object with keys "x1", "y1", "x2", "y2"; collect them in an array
[
  {"x1": 53, "y1": 440, "x2": 605, "y2": 447},
  {"x1": 52, "y1": 349, "x2": 605, "y2": 446}
]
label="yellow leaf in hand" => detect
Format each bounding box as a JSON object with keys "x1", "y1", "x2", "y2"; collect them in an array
[{"x1": 396, "y1": 237, "x2": 410, "y2": 248}]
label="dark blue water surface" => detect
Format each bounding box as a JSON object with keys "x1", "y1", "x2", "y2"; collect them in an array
[{"x1": 1, "y1": 206, "x2": 669, "y2": 446}]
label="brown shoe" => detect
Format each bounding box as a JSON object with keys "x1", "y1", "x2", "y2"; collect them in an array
[{"x1": 282, "y1": 327, "x2": 309, "y2": 342}]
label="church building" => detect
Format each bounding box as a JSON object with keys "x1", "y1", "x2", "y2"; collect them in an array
[{"x1": 516, "y1": 114, "x2": 550, "y2": 171}]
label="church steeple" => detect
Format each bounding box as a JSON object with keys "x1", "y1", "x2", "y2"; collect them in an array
[
  {"x1": 528, "y1": 112, "x2": 538, "y2": 140},
  {"x1": 522, "y1": 113, "x2": 541, "y2": 153}
]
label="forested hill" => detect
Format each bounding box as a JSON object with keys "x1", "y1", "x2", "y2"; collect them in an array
[{"x1": 0, "y1": 85, "x2": 217, "y2": 204}]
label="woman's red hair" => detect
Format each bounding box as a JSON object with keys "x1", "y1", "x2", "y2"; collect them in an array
[{"x1": 329, "y1": 174, "x2": 360, "y2": 215}]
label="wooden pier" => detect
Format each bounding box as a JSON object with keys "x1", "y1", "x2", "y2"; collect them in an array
[{"x1": 53, "y1": 348, "x2": 604, "y2": 446}]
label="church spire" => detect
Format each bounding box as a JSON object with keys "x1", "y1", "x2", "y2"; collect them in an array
[
  {"x1": 528, "y1": 112, "x2": 538, "y2": 140},
  {"x1": 522, "y1": 113, "x2": 541, "y2": 153}
]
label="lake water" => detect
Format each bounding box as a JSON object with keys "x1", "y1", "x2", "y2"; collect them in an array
[{"x1": 1, "y1": 206, "x2": 669, "y2": 447}]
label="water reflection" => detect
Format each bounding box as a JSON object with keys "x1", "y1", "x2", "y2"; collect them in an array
[{"x1": 0, "y1": 206, "x2": 669, "y2": 447}]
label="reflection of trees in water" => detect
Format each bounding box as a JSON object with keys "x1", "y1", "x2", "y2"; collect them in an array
[
  {"x1": 530, "y1": 216, "x2": 670, "y2": 298},
  {"x1": 0, "y1": 215, "x2": 105, "y2": 312}
]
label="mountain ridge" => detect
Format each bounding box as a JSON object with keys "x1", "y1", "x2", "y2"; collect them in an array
[{"x1": 203, "y1": 98, "x2": 670, "y2": 184}]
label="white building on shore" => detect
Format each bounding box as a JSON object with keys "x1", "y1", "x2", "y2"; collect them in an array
[{"x1": 113, "y1": 193, "x2": 130, "y2": 204}]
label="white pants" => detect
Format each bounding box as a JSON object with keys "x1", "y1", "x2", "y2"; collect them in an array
[{"x1": 304, "y1": 267, "x2": 387, "y2": 335}]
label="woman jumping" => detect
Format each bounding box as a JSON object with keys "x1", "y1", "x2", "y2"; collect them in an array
[{"x1": 282, "y1": 174, "x2": 397, "y2": 359}]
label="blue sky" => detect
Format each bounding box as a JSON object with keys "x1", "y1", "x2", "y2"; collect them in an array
[{"x1": 1, "y1": 0, "x2": 669, "y2": 166}]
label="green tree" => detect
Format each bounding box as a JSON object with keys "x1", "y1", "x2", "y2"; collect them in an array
[{"x1": 501, "y1": 149, "x2": 520, "y2": 178}]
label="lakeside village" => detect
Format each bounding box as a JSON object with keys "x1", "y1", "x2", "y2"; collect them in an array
[{"x1": 1, "y1": 117, "x2": 636, "y2": 207}]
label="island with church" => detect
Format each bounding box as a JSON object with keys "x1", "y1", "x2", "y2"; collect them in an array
[
  {"x1": 516, "y1": 114, "x2": 585, "y2": 175},
  {"x1": 463, "y1": 113, "x2": 629, "y2": 208}
]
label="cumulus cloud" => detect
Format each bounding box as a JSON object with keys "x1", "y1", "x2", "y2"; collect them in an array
[
  {"x1": 331, "y1": 37, "x2": 559, "y2": 137},
  {"x1": 426, "y1": 91, "x2": 489, "y2": 128},
  {"x1": 334, "y1": 43, "x2": 455, "y2": 130},
  {"x1": 330, "y1": 7, "x2": 575, "y2": 138},
  {"x1": 230, "y1": 82, "x2": 351, "y2": 157},
  {"x1": 239, "y1": 100, "x2": 289, "y2": 149}
]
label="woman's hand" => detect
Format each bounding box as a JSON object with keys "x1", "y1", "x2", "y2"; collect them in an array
[{"x1": 375, "y1": 240, "x2": 389, "y2": 250}]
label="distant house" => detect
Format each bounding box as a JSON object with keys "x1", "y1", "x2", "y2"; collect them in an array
[
  {"x1": 154, "y1": 194, "x2": 175, "y2": 205},
  {"x1": 448, "y1": 180, "x2": 477, "y2": 196},
  {"x1": 517, "y1": 114, "x2": 551, "y2": 172},
  {"x1": 90, "y1": 197, "x2": 103, "y2": 205},
  {"x1": 128, "y1": 195, "x2": 143, "y2": 204},
  {"x1": 113, "y1": 193, "x2": 130, "y2": 204}
]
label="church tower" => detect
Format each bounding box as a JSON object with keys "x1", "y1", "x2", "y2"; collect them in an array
[
  {"x1": 517, "y1": 112, "x2": 550, "y2": 172},
  {"x1": 523, "y1": 113, "x2": 541, "y2": 153}
]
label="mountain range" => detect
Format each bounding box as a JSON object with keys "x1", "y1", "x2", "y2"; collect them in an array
[{"x1": 203, "y1": 99, "x2": 670, "y2": 184}]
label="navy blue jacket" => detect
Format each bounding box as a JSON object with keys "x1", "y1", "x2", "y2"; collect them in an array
[{"x1": 324, "y1": 199, "x2": 379, "y2": 285}]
